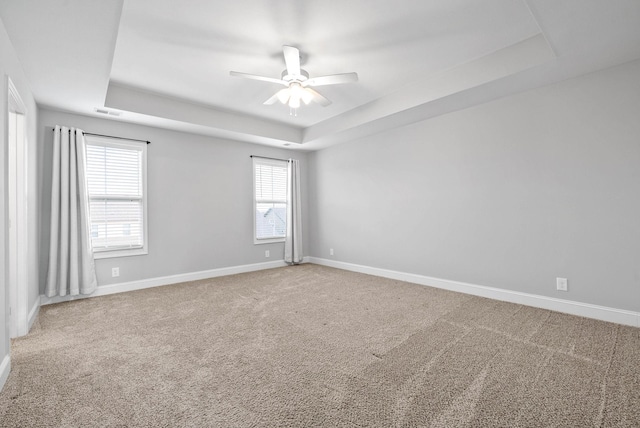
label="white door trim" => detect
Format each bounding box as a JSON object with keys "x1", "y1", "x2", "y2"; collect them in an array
[{"x1": 7, "y1": 76, "x2": 29, "y2": 338}]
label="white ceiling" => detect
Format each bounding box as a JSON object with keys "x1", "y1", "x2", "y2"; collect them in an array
[{"x1": 2, "y1": 0, "x2": 640, "y2": 150}]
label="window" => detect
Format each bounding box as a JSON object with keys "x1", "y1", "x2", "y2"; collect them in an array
[
  {"x1": 85, "y1": 135, "x2": 148, "y2": 258},
  {"x1": 253, "y1": 157, "x2": 288, "y2": 244}
]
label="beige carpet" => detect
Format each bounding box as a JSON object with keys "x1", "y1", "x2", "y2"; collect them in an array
[{"x1": 1, "y1": 264, "x2": 638, "y2": 427}]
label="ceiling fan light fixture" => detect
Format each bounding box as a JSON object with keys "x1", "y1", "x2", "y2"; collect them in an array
[
  {"x1": 289, "y1": 82, "x2": 303, "y2": 96},
  {"x1": 276, "y1": 88, "x2": 290, "y2": 104},
  {"x1": 288, "y1": 95, "x2": 301, "y2": 109},
  {"x1": 288, "y1": 82, "x2": 305, "y2": 108},
  {"x1": 301, "y1": 88, "x2": 314, "y2": 105}
]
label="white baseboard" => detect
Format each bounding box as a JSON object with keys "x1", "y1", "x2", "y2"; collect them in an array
[
  {"x1": 308, "y1": 257, "x2": 640, "y2": 328},
  {"x1": 9, "y1": 298, "x2": 40, "y2": 339},
  {"x1": 0, "y1": 354, "x2": 10, "y2": 393},
  {"x1": 41, "y1": 258, "x2": 310, "y2": 306},
  {"x1": 27, "y1": 299, "x2": 40, "y2": 331}
]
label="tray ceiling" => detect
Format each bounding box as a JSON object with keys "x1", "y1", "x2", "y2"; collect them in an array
[{"x1": 2, "y1": 0, "x2": 640, "y2": 149}]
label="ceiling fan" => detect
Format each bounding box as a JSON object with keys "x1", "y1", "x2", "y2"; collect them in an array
[{"x1": 230, "y1": 45, "x2": 358, "y2": 110}]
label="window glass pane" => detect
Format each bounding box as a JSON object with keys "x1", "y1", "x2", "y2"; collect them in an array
[
  {"x1": 89, "y1": 199, "x2": 143, "y2": 248},
  {"x1": 86, "y1": 145, "x2": 142, "y2": 197},
  {"x1": 253, "y1": 158, "x2": 288, "y2": 241},
  {"x1": 256, "y1": 203, "x2": 286, "y2": 240},
  {"x1": 85, "y1": 138, "x2": 146, "y2": 252},
  {"x1": 255, "y1": 163, "x2": 287, "y2": 202}
]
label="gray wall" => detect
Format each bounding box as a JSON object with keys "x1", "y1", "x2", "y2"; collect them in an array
[
  {"x1": 38, "y1": 109, "x2": 310, "y2": 289},
  {"x1": 0, "y1": 16, "x2": 39, "y2": 382},
  {"x1": 308, "y1": 59, "x2": 640, "y2": 312}
]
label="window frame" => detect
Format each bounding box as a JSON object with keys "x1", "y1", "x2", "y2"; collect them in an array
[
  {"x1": 84, "y1": 134, "x2": 148, "y2": 259},
  {"x1": 253, "y1": 157, "x2": 288, "y2": 245}
]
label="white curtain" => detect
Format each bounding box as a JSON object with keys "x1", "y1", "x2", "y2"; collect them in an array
[
  {"x1": 45, "y1": 126, "x2": 97, "y2": 297},
  {"x1": 284, "y1": 159, "x2": 303, "y2": 264}
]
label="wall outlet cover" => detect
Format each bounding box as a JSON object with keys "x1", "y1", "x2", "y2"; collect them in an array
[{"x1": 556, "y1": 277, "x2": 568, "y2": 291}]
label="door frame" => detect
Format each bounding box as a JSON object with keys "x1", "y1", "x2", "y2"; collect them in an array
[{"x1": 6, "y1": 76, "x2": 29, "y2": 338}]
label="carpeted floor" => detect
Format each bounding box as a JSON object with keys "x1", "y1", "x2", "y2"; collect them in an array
[{"x1": 0, "y1": 264, "x2": 638, "y2": 427}]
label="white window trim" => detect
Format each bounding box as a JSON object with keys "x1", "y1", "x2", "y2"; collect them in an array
[
  {"x1": 93, "y1": 246, "x2": 148, "y2": 260},
  {"x1": 85, "y1": 135, "x2": 148, "y2": 259},
  {"x1": 254, "y1": 236, "x2": 286, "y2": 246},
  {"x1": 253, "y1": 157, "x2": 287, "y2": 245}
]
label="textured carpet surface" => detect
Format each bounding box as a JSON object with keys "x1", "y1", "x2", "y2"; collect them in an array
[{"x1": 1, "y1": 264, "x2": 639, "y2": 427}]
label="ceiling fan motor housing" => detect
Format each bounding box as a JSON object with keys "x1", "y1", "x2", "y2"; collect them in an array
[{"x1": 282, "y1": 69, "x2": 309, "y2": 83}]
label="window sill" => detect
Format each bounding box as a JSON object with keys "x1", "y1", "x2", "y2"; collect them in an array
[
  {"x1": 93, "y1": 247, "x2": 148, "y2": 259},
  {"x1": 254, "y1": 238, "x2": 285, "y2": 245}
]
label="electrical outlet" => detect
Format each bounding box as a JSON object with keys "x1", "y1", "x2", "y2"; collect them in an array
[
  {"x1": 556, "y1": 277, "x2": 568, "y2": 291},
  {"x1": 330, "y1": 248, "x2": 334, "y2": 256},
  {"x1": 265, "y1": 250, "x2": 270, "y2": 258},
  {"x1": 112, "y1": 267, "x2": 120, "y2": 278}
]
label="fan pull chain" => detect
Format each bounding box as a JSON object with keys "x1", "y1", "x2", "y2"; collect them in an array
[{"x1": 289, "y1": 107, "x2": 297, "y2": 117}]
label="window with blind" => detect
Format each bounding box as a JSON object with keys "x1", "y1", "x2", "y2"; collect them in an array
[
  {"x1": 85, "y1": 135, "x2": 148, "y2": 258},
  {"x1": 253, "y1": 157, "x2": 288, "y2": 244}
]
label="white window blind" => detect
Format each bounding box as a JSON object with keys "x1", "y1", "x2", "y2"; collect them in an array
[
  {"x1": 253, "y1": 158, "x2": 288, "y2": 243},
  {"x1": 85, "y1": 136, "x2": 147, "y2": 256}
]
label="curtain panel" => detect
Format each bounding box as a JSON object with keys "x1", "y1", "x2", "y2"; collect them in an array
[
  {"x1": 284, "y1": 159, "x2": 303, "y2": 264},
  {"x1": 45, "y1": 126, "x2": 98, "y2": 297}
]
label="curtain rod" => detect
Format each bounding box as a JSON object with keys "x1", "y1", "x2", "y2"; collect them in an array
[
  {"x1": 84, "y1": 132, "x2": 150, "y2": 145},
  {"x1": 52, "y1": 128, "x2": 150, "y2": 144},
  {"x1": 250, "y1": 155, "x2": 290, "y2": 162}
]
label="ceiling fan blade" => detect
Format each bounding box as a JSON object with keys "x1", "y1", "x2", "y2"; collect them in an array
[
  {"x1": 283, "y1": 45, "x2": 301, "y2": 76},
  {"x1": 304, "y1": 72, "x2": 358, "y2": 87},
  {"x1": 263, "y1": 93, "x2": 281, "y2": 105},
  {"x1": 229, "y1": 71, "x2": 287, "y2": 86},
  {"x1": 305, "y1": 88, "x2": 332, "y2": 107}
]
